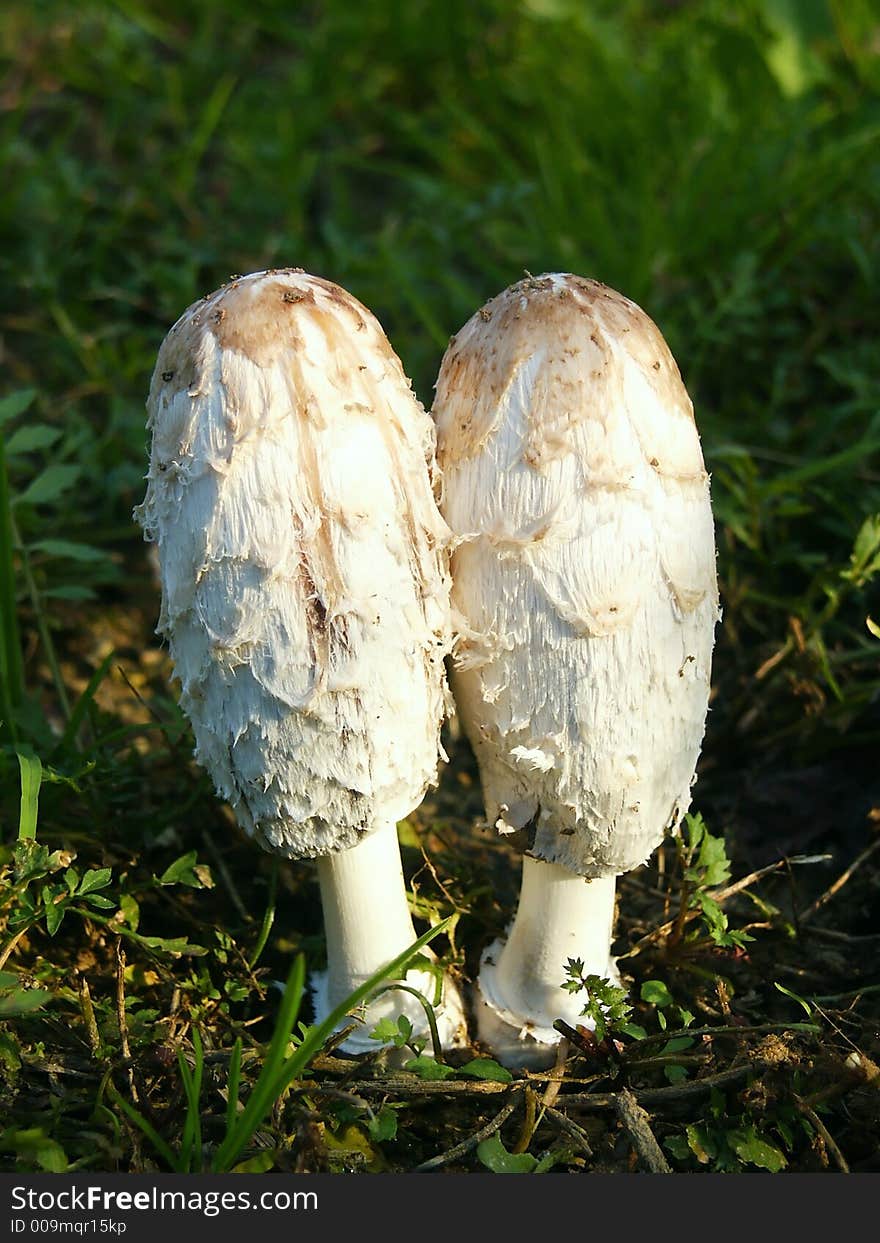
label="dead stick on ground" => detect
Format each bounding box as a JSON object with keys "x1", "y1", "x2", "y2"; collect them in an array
[
  {"x1": 539, "y1": 1037, "x2": 570, "y2": 1113},
  {"x1": 800, "y1": 837, "x2": 880, "y2": 925},
  {"x1": 793, "y1": 1095, "x2": 850, "y2": 1173},
  {"x1": 353, "y1": 1062, "x2": 755, "y2": 1106},
  {"x1": 512, "y1": 1085, "x2": 538, "y2": 1153},
  {"x1": 564, "y1": 1063, "x2": 755, "y2": 1110},
  {"x1": 414, "y1": 1093, "x2": 521, "y2": 1172},
  {"x1": 354, "y1": 1076, "x2": 510, "y2": 1097},
  {"x1": 544, "y1": 1105, "x2": 593, "y2": 1158},
  {"x1": 514, "y1": 1040, "x2": 570, "y2": 1154},
  {"x1": 0, "y1": 928, "x2": 27, "y2": 972},
  {"x1": 78, "y1": 975, "x2": 101, "y2": 1059},
  {"x1": 615, "y1": 1088, "x2": 672, "y2": 1173},
  {"x1": 115, "y1": 939, "x2": 138, "y2": 1103}
]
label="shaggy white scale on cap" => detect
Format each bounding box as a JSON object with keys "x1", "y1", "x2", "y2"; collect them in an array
[
  {"x1": 434, "y1": 272, "x2": 719, "y2": 1064},
  {"x1": 137, "y1": 269, "x2": 465, "y2": 1052}
]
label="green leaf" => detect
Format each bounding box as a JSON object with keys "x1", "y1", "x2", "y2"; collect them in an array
[
  {"x1": 15, "y1": 464, "x2": 80, "y2": 506},
  {"x1": 620, "y1": 1022, "x2": 649, "y2": 1040},
  {"x1": 0, "y1": 987, "x2": 51, "y2": 1017},
  {"x1": 30, "y1": 538, "x2": 106, "y2": 562},
  {"x1": 843, "y1": 515, "x2": 880, "y2": 585},
  {"x1": 77, "y1": 868, "x2": 112, "y2": 895},
  {"x1": 157, "y1": 851, "x2": 214, "y2": 889},
  {"x1": 685, "y1": 1122, "x2": 717, "y2": 1164},
  {"x1": 774, "y1": 981, "x2": 813, "y2": 1016},
  {"x1": 17, "y1": 752, "x2": 42, "y2": 840},
  {"x1": 663, "y1": 1135, "x2": 690, "y2": 1162},
  {"x1": 661, "y1": 1036, "x2": 694, "y2": 1054},
  {"x1": 728, "y1": 1126, "x2": 786, "y2": 1172},
  {"x1": 134, "y1": 934, "x2": 203, "y2": 956},
  {"x1": 367, "y1": 1106, "x2": 398, "y2": 1143},
  {"x1": 43, "y1": 893, "x2": 66, "y2": 936},
  {"x1": 42, "y1": 585, "x2": 96, "y2": 601},
  {"x1": 0, "y1": 1126, "x2": 67, "y2": 1172},
  {"x1": 84, "y1": 894, "x2": 116, "y2": 910},
  {"x1": 458, "y1": 1058, "x2": 513, "y2": 1083},
  {"x1": 563, "y1": 965, "x2": 632, "y2": 1040},
  {"x1": 664, "y1": 1064, "x2": 689, "y2": 1084},
  {"x1": 118, "y1": 893, "x2": 140, "y2": 931},
  {"x1": 106, "y1": 1087, "x2": 177, "y2": 1172},
  {"x1": 370, "y1": 1017, "x2": 403, "y2": 1044},
  {"x1": 403, "y1": 1055, "x2": 455, "y2": 1081},
  {"x1": 477, "y1": 1134, "x2": 537, "y2": 1174},
  {"x1": 232, "y1": 1150, "x2": 276, "y2": 1173},
  {"x1": 688, "y1": 814, "x2": 732, "y2": 887},
  {"x1": 0, "y1": 389, "x2": 37, "y2": 426},
  {"x1": 640, "y1": 979, "x2": 673, "y2": 1007},
  {"x1": 5, "y1": 425, "x2": 62, "y2": 455},
  {"x1": 867, "y1": 616, "x2": 880, "y2": 639}
]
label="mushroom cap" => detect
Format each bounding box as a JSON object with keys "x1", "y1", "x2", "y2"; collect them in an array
[
  {"x1": 136, "y1": 269, "x2": 452, "y2": 859},
  {"x1": 434, "y1": 273, "x2": 719, "y2": 877}
]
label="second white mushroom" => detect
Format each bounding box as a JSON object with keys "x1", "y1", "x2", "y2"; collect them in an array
[{"x1": 434, "y1": 273, "x2": 719, "y2": 1066}]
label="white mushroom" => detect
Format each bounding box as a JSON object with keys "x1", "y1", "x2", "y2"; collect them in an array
[
  {"x1": 433, "y1": 273, "x2": 719, "y2": 1066},
  {"x1": 136, "y1": 268, "x2": 465, "y2": 1053}
]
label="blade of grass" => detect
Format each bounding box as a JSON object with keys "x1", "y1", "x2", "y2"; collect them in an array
[
  {"x1": 10, "y1": 512, "x2": 71, "y2": 722},
  {"x1": 17, "y1": 752, "x2": 42, "y2": 840},
  {"x1": 211, "y1": 955, "x2": 306, "y2": 1172},
  {"x1": 248, "y1": 862, "x2": 277, "y2": 969},
  {"x1": 106, "y1": 1083, "x2": 178, "y2": 1171},
  {"x1": 55, "y1": 649, "x2": 115, "y2": 756},
  {"x1": 177, "y1": 1028, "x2": 203, "y2": 1172},
  {"x1": 0, "y1": 432, "x2": 24, "y2": 734},
  {"x1": 226, "y1": 1037, "x2": 242, "y2": 1132},
  {"x1": 213, "y1": 917, "x2": 452, "y2": 1171}
]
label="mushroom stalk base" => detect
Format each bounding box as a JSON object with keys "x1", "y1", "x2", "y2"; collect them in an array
[
  {"x1": 311, "y1": 821, "x2": 465, "y2": 1054},
  {"x1": 477, "y1": 857, "x2": 618, "y2": 1068}
]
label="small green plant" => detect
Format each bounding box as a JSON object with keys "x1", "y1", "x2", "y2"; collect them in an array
[
  {"x1": 664, "y1": 1088, "x2": 799, "y2": 1173},
  {"x1": 2, "y1": 838, "x2": 114, "y2": 944},
  {"x1": 671, "y1": 814, "x2": 754, "y2": 951},
  {"x1": 370, "y1": 1013, "x2": 418, "y2": 1052},
  {"x1": 562, "y1": 959, "x2": 633, "y2": 1042},
  {"x1": 477, "y1": 1132, "x2": 566, "y2": 1174}
]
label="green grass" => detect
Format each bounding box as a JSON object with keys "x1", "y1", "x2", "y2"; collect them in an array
[{"x1": 1, "y1": 0, "x2": 878, "y2": 1174}]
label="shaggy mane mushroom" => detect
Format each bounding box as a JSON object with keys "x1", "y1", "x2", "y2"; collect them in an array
[
  {"x1": 434, "y1": 272, "x2": 719, "y2": 1066},
  {"x1": 136, "y1": 268, "x2": 465, "y2": 1053}
]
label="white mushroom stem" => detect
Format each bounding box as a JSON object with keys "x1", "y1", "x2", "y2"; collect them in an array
[
  {"x1": 317, "y1": 822, "x2": 418, "y2": 996},
  {"x1": 311, "y1": 821, "x2": 464, "y2": 1054},
  {"x1": 478, "y1": 858, "x2": 617, "y2": 1065}
]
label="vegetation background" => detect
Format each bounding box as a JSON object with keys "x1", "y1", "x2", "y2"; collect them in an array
[{"x1": 1, "y1": 0, "x2": 878, "y2": 1174}]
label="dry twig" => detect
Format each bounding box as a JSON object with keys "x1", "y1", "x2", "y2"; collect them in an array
[
  {"x1": 565, "y1": 1064, "x2": 755, "y2": 1110},
  {"x1": 544, "y1": 1105, "x2": 593, "y2": 1157},
  {"x1": 794, "y1": 1095, "x2": 850, "y2": 1173},
  {"x1": 800, "y1": 837, "x2": 880, "y2": 925},
  {"x1": 78, "y1": 974, "x2": 101, "y2": 1059},
  {"x1": 115, "y1": 939, "x2": 138, "y2": 1103},
  {"x1": 615, "y1": 1088, "x2": 672, "y2": 1173},
  {"x1": 413, "y1": 1093, "x2": 521, "y2": 1172}
]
